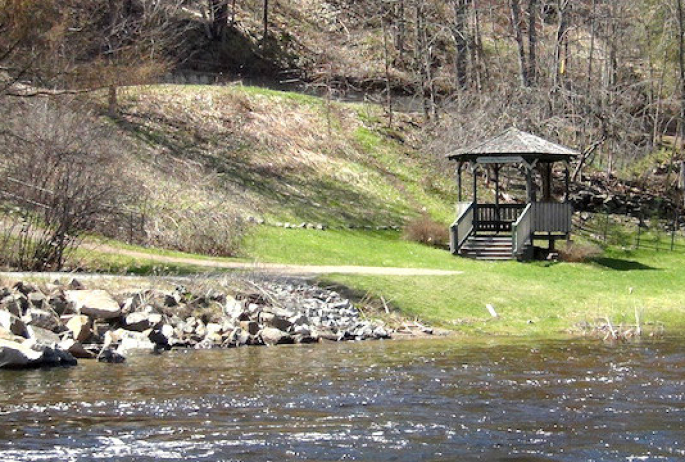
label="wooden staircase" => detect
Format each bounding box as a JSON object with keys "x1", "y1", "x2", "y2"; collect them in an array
[{"x1": 458, "y1": 233, "x2": 514, "y2": 260}]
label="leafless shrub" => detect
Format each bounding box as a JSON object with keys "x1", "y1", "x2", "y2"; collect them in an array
[
  {"x1": 403, "y1": 215, "x2": 449, "y2": 247},
  {"x1": 146, "y1": 207, "x2": 248, "y2": 257},
  {"x1": 0, "y1": 99, "x2": 141, "y2": 270},
  {"x1": 558, "y1": 241, "x2": 603, "y2": 263}
]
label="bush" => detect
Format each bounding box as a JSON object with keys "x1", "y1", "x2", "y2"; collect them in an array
[
  {"x1": 146, "y1": 207, "x2": 248, "y2": 257},
  {"x1": 558, "y1": 241, "x2": 602, "y2": 263},
  {"x1": 403, "y1": 215, "x2": 449, "y2": 248},
  {"x1": 0, "y1": 100, "x2": 139, "y2": 270}
]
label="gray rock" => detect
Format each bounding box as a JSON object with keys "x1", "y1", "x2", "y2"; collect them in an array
[
  {"x1": 28, "y1": 291, "x2": 46, "y2": 308},
  {"x1": 22, "y1": 308, "x2": 60, "y2": 331},
  {"x1": 0, "y1": 310, "x2": 27, "y2": 337},
  {"x1": 0, "y1": 296, "x2": 22, "y2": 317},
  {"x1": 13, "y1": 281, "x2": 37, "y2": 296},
  {"x1": 67, "y1": 278, "x2": 85, "y2": 290},
  {"x1": 26, "y1": 325, "x2": 60, "y2": 345},
  {"x1": 65, "y1": 290, "x2": 121, "y2": 320},
  {"x1": 59, "y1": 339, "x2": 95, "y2": 359},
  {"x1": 97, "y1": 347, "x2": 126, "y2": 363},
  {"x1": 48, "y1": 291, "x2": 70, "y2": 315},
  {"x1": 240, "y1": 320, "x2": 260, "y2": 336}
]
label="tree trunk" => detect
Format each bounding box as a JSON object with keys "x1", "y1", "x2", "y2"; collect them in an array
[
  {"x1": 453, "y1": 0, "x2": 470, "y2": 90},
  {"x1": 677, "y1": 0, "x2": 685, "y2": 158},
  {"x1": 527, "y1": 0, "x2": 537, "y2": 84},
  {"x1": 395, "y1": 0, "x2": 405, "y2": 60},
  {"x1": 382, "y1": 6, "x2": 394, "y2": 126},
  {"x1": 108, "y1": 84, "x2": 118, "y2": 117},
  {"x1": 209, "y1": 0, "x2": 229, "y2": 39},
  {"x1": 471, "y1": 0, "x2": 487, "y2": 88},
  {"x1": 554, "y1": 0, "x2": 569, "y2": 88},
  {"x1": 415, "y1": 0, "x2": 430, "y2": 119},
  {"x1": 510, "y1": 0, "x2": 528, "y2": 87},
  {"x1": 262, "y1": 0, "x2": 269, "y2": 42}
]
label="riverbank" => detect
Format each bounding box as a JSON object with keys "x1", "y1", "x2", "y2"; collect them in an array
[{"x1": 1, "y1": 274, "x2": 437, "y2": 369}]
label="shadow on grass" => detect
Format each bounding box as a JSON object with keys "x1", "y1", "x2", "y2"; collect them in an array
[{"x1": 592, "y1": 257, "x2": 658, "y2": 271}]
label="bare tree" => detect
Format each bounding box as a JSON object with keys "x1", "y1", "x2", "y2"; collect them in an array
[
  {"x1": 0, "y1": 100, "x2": 139, "y2": 270},
  {"x1": 452, "y1": 0, "x2": 470, "y2": 90},
  {"x1": 510, "y1": 0, "x2": 529, "y2": 87}
]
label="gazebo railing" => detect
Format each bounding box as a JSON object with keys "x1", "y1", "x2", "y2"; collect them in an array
[
  {"x1": 450, "y1": 202, "x2": 475, "y2": 254},
  {"x1": 512, "y1": 203, "x2": 533, "y2": 256},
  {"x1": 475, "y1": 204, "x2": 527, "y2": 232},
  {"x1": 532, "y1": 202, "x2": 573, "y2": 234}
]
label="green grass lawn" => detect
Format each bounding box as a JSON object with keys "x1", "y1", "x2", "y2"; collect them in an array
[
  {"x1": 243, "y1": 226, "x2": 466, "y2": 269},
  {"x1": 327, "y1": 247, "x2": 685, "y2": 337},
  {"x1": 73, "y1": 224, "x2": 685, "y2": 338}
]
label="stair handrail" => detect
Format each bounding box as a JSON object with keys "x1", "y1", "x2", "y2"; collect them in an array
[
  {"x1": 512, "y1": 203, "x2": 533, "y2": 257},
  {"x1": 450, "y1": 202, "x2": 475, "y2": 254}
]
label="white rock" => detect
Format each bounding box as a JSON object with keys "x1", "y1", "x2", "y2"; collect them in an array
[
  {"x1": 260, "y1": 327, "x2": 292, "y2": 346},
  {"x1": 116, "y1": 334, "x2": 157, "y2": 356}
]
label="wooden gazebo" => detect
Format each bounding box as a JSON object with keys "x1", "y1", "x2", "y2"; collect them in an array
[{"x1": 446, "y1": 127, "x2": 578, "y2": 260}]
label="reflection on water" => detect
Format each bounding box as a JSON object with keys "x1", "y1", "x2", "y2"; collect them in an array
[{"x1": 1, "y1": 338, "x2": 685, "y2": 461}]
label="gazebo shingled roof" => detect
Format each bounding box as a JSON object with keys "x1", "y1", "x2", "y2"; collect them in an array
[{"x1": 446, "y1": 127, "x2": 579, "y2": 163}]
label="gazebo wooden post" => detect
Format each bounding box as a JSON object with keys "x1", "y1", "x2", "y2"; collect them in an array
[
  {"x1": 564, "y1": 162, "x2": 570, "y2": 203},
  {"x1": 541, "y1": 162, "x2": 552, "y2": 201},
  {"x1": 524, "y1": 161, "x2": 537, "y2": 204},
  {"x1": 457, "y1": 161, "x2": 463, "y2": 202},
  {"x1": 494, "y1": 164, "x2": 501, "y2": 231},
  {"x1": 471, "y1": 161, "x2": 478, "y2": 234}
]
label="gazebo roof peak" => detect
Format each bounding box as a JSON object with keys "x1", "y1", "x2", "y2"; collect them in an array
[{"x1": 447, "y1": 127, "x2": 579, "y2": 162}]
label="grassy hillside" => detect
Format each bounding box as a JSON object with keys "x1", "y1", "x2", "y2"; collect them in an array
[{"x1": 112, "y1": 84, "x2": 456, "y2": 228}]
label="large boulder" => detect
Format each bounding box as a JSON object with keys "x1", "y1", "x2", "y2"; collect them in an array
[
  {"x1": 65, "y1": 290, "x2": 121, "y2": 320},
  {"x1": 66, "y1": 315, "x2": 93, "y2": 343},
  {"x1": 0, "y1": 339, "x2": 43, "y2": 367},
  {"x1": 26, "y1": 325, "x2": 60, "y2": 345},
  {"x1": 22, "y1": 308, "x2": 60, "y2": 331},
  {"x1": 260, "y1": 327, "x2": 292, "y2": 346},
  {"x1": 59, "y1": 339, "x2": 95, "y2": 359},
  {"x1": 0, "y1": 338, "x2": 76, "y2": 368},
  {"x1": 0, "y1": 296, "x2": 22, "y2": 317},
  {"x1": 0, "y1": 310, "x2": 28, "y2": 337}
]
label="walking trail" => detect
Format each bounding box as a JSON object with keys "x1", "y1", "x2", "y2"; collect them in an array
[{"x1": 81, "y1": 243, "x2": 462, "y2": 277}]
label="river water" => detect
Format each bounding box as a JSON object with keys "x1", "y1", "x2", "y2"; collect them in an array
[{"x1": 1, "y1": 337, "x2": 684, "y2": 461}]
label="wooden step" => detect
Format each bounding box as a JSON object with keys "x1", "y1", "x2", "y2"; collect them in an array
[{"x1": 459, "y1": 233, "x2": 514, "y2": 260}]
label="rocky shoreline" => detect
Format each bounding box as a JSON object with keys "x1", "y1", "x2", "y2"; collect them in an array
[{"x1": 0, "y1": 278, "x2": 392, "y2": 369}]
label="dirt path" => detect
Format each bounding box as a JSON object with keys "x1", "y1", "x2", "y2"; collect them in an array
[{"x1": 81, "y1": 243, "x2": 462, "y2": 276}]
